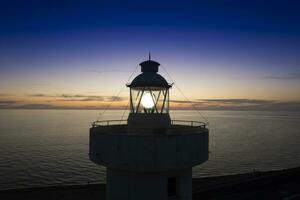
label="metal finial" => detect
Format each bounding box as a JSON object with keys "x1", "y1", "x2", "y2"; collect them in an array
[{"x1": 149, "y1": 52, "x2": 151, "y2": 60}]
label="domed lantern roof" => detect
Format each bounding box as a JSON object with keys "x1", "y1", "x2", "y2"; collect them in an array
[{"x1": 127, "y1": 59, "x2": 172, "y2": 90}]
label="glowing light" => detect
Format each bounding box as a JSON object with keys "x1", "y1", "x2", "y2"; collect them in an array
[{"x1": 141, "y1": 92, "x2": 155, "y2": 109}]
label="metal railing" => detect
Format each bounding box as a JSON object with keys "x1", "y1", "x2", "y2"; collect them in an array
[
  {"x1": 92, "y1": 120, "x2": 127, "y2": 127},
  {"x1": 92, "y1": 119, "x2": 207, "y2": 129},
  {"x1": 171, "y1": 120, "x2": 207, "y2": 129}
]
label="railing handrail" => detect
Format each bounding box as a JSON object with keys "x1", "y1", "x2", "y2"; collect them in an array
[
  {"x1": 92, "y1": 119, "x2": 207, "y2": 128},
  {"x1": 92, "y1": 120, "x2": 127, "y2": 127}
]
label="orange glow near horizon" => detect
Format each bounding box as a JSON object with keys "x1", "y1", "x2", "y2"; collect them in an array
[{"x1": 1, "y1": 58, "x2": 300, "y2": 110}]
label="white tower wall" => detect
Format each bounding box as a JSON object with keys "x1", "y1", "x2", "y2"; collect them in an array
[{"x1": 89, "y1": 126, "x2": 208, "y2": 200}]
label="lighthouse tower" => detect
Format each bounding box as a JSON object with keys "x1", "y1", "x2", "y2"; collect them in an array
[{"x1": 89, "y1": 58, "x2": 209, "y2": 200}]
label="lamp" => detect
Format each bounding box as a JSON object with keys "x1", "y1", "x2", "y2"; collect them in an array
[{"x1": 141, "y1": 92, "x2": 155, "y2": 109}]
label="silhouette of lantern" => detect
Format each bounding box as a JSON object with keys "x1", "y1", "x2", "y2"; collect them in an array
[{"x1": 127, "y1": 59, "x2": 172, "y2": 114}]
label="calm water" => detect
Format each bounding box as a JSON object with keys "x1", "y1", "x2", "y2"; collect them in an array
[{"x1": 0, "y1": 109, "x2": 300, "y2": 190}]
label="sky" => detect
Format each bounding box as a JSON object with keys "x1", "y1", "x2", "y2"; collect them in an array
[{"x1": 0, "y1": 0, "x2": 300, "y2": 110}]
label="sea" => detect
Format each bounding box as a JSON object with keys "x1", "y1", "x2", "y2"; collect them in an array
[{"x1": 0, "y1": 109, "x2": 300, "y2": 190}]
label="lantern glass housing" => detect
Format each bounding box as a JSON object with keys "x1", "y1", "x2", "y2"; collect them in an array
[
  {"x1": 127, "y1": 59, "x2": 172, "y2": 114},
  {"x1": 130, "y1": 87, "x2": 169, "y2": 114}
]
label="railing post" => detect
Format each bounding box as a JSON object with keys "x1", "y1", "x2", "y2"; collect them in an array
[
  {"x1": 191, "y1": 121, "x2": 193, "y2": 126},
  {"x1": 107, "y1": 121, "x2": 109, "y2": 126}
]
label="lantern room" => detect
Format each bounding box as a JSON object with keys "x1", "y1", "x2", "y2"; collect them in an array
[
  {"x1": 126, "y1": 59, "x2": 172, "y2": 114},
  {"x1": 126, "y1": 58, "x2": 173, "y2": 132}
]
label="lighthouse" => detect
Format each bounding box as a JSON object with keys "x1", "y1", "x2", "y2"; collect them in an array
[{"x1": 89, "y1": 57, "x2": 209, "y2": 200}]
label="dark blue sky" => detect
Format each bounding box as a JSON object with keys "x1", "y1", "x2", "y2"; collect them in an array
[{"x1": 1, "y1": 0, "x2": 300, "y2": 35}]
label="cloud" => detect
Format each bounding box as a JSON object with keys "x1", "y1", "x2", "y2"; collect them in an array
[
  {"x1": 55, "y1": 98, "x2": 104, "y2": 102},
  {"x1": 1, "y1": 99, "x2": 300, "y2": 111},
  {"x1": 14, "y1": 104, "x2": 55, "y2": 109},
  {"x1": 169, "y1": 100, "x2": 191, "y2": 104},
  {"x1": 252, "y1": 101, "x2": 300, "y2": 111},
  {"x1": 2, "y1": 95, "x2": 300, "y2": 111},
  {"x1": 29, "y1": 94, "x2": 48, "y2": 97},
  {"x1": 0, "y1": 100, "x2": 19, "y2": 108},
  {"x1": 28, "y1": 93, "x2": 126, "y2": 102},
  {"x1": 170, "y1": 99, "x2": 273, "y2": 105},
  {"x1": 10, "y1": 104, "x2": 126, "y2": 110},
  {"x1": 198, "y1": 99, "x2": 273, "y2": 104},
  {"x1": 263, "y1": 73, "x2": 300, "y2": 80},
  {"x1": 170, "y1": 98, "x2": 300, "y2": 111},
  {"x1": 0, "y1": 100, "x2": 18, "y2": 105}
]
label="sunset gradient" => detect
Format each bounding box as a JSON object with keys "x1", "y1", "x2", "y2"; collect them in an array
[{"x1": 1, "y1": 0, "x2": 300, "y2": 110}]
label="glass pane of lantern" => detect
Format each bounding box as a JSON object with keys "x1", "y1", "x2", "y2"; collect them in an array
[
  {"x1": 130, "y1": 88, "x2": 169, "y2": 114},
  {"x1": 130, "y1": 89, "x2": 141, "y2": 113}
]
